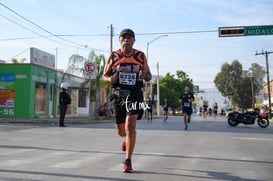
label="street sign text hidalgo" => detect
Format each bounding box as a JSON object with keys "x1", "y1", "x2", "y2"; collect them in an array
[{"x1": 245, "y1": 25, "x2": 273, "y2": 36}]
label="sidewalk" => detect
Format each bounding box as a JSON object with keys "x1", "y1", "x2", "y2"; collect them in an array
[
  {"x1": 1, "y1": 114, "x2": 217, "y2": 125},
  {"x1": 0, "y1": 113, "x2": 166, "y2": 125},
  {"x1": 0, "y1": 116, "x2": 114, "y2": 124}
]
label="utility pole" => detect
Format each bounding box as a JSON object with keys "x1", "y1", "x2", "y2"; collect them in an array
[
  {"x1": 55, "y1": 47, "x2": 58, "y2": 70},
  {"x1": 146, "y1": 35, "x2": 168, "y2": 116},
  {"x1": 106, "y1": 24, "x2": 114, "y2": 118},
  {"x1": 156, "y1": 62, "x2": 160, "y2": 116},
  {"x1": 255, "y1": 50, "x2": 273, "y2": 118},
  {"x1": 110, "y1": 24, "x2": 113, "y2": 53}
]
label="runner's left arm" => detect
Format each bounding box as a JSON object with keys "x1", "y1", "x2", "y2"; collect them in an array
[{"x1": 139, "y1": 54, "x2": 152, "y2": 81}]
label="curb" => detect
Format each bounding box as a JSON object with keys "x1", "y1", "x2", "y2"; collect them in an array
[{"x1": 0, "y1": 117, "x2": 114, "y2": 124}]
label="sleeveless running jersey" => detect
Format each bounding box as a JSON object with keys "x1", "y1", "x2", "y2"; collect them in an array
[{"x1": 111, "y1": 49, "x2": 144, "y2": 90}]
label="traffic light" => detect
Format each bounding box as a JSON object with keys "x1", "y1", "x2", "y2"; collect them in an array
[{"x1": 218, "y1": 27, "x2": 245, "y2": 37}]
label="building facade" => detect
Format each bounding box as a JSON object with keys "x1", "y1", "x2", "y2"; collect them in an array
[{"x1": 0, "y1": 63, "x2": 90, "y2": 119}]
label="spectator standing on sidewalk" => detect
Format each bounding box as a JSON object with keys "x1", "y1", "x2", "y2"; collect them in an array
[{"x1": 59, "y1": 83, "x2": 71, "y2": 127}]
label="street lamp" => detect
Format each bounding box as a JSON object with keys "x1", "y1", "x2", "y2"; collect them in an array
[
  {"x1": 146, "y1": 35, "x2": 168, "y2": 62},
  {"x1": 146, "y1": 35, "x2": 168, "y2": 116}
]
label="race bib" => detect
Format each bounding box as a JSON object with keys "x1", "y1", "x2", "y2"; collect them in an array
[
  {"x1": 184, "y1": 102, "x2": 190, "y2": 107},
  {"x1": 119, "y1": 72, "x2": 137, "y2": 85}
]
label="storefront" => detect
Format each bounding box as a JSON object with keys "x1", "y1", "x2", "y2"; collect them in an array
[
  {"x1": 0, "y1": 64, "x2": 57, "y2": 118},
  {"x1": 0, "y1": 63, "x2": 91, "y2": 119},
  {"x1": 0, "y1": 48, "x2": 91, "y2": 119}
]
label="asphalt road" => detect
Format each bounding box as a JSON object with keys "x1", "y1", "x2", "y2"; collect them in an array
[{"x1": 0, "y1": 114, "x2": 273, "y2": 181}]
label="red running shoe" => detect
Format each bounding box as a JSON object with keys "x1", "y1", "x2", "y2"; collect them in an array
[
  {"x1": 121, "y1": 141, "x2": 126, "y2": 151},
  {"x1": 123, "y1": 159, "x2": 133, "y2": 173}
]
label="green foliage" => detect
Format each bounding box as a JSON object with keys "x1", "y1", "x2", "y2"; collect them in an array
[
  {"x1": 214, "y1": 60, "x2": 265, "y2": 110},
  {"x1": 87, "y1": 51, "x2": 105, "y2": 80},
  {"x1": 157, "y1": 71, "x2": 194, "y2": 110},
  {"x1": 90, "y1": 79, "x2": 96, "y2": 101},
  {"x1": 66, "y1": 50, "x2": 106, "y2": 118},
  {"x1": 11, "y1": 58, "x2": 27, "y2": 64},
  {"x1": 66, "y1": 54, "x2": 87, "y2": 76}
]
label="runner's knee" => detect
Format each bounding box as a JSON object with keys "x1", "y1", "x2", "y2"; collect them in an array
[
  {"x1": 116, "y1": 124, "x2": 126, "y2": 137},
  {"x1": 118, "y1": 130, "x2": 126, "y2": 137}
]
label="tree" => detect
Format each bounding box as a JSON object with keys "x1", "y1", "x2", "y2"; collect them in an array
[
  {"x1": 214, "y1": 63, "x2": 233, "y2": 98},
  {"x1": 92, "y1": 52, "x2": 106, "y2": 119},
  {"x1": 66, "y1": 50, "x2": 106, "y2": 119},
  {"x1": 157, "y1": 70, "x2": 194, "y2": 113},
  {"x1": 159, "y1": 73, "x2": 182, "y2": 111},
  {"x1": 11, "y1": 58, "x2": 26, "y2": 63},
  {"x1": 214, "y1": 60, "x2": 265, "y2": 110},
  {"x1": 248, "y1": 63, "x2": 265, "y2": 92},
  {"x1": 235, "y1": 75, "x2": 252, "y2": 110}
]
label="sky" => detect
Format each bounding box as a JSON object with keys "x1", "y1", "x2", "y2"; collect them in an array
[{"x1": 0, "y1": 0, "x2": 273, "y2": 90}]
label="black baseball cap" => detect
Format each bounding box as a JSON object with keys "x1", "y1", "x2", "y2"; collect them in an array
[{"x1": 119, "y1": 28, "x2": 135, "y2": 38}]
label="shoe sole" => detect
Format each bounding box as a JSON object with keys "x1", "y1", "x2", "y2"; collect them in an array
[{"x1": 123, "y1": 169, "x2": 133, "y2": 173}]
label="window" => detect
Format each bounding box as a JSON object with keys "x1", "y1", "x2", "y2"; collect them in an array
[{"x1": 35, "y1": 82, "x2": 47, "y2": 114}]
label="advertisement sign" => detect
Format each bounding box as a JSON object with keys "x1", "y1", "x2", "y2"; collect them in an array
[
  {"x1": 0, "y1": 89, "x2": 15, "y2": 107},
  {"x1": 0, "y1": 74, "x2": 15, "y2": 116},
  {"x1": 30, "y1": 47, "x2": 55, "y2": 69}
]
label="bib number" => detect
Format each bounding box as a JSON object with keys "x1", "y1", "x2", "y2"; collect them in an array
[
  {"x1": 184, "y1": 102, "x2": 190, "y2": 107},
  {"x1": 119, "y1": 72, "x2": 137, "y2": 85}
]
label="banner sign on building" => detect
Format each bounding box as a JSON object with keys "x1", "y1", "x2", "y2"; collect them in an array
[{"x1": 30, "y1": 47, "x2": 55, "y2": 69}]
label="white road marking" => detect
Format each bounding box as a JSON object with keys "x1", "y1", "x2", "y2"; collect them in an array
[{"x1": 232, "y1": 137, "x2": 272, "y2": 141}]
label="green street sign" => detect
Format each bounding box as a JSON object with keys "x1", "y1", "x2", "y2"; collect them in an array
[
  {"x1": 245, "y1": 25, "x2": 273, "y2": 36},
  {"x1": 219, "y1": 25, "x2": 273, "y2": 37}
]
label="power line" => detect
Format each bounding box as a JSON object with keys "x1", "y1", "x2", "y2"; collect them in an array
[
  {"x1": 0, "y1": 2, "x2": 85, "y2": 47},
  {"x1": 36, "y1": 0, "x2": 73, "y2": 23},
  {"x1": 0, "y1": 35, "x2": 48, "y2": 41},
  {"x1": 8, "y1": 48, "x2": 30, "y2": 61},
  {"x1": 136, "y1": 30, "x2": 218, "y2": 36},
  {"x1": 0, "y1": 30, "x2": 218, "y2": 41},
  {"x1": 0, "y1": 12, "x2": 88, "y2": 50},
  {"x1": 0, "y1": 2, "x2": 105, "y2": 52},
  {"x1": 25, "y1": 30, "x2": 218, "y2": 37}
]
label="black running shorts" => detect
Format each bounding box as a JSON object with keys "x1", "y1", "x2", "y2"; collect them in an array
[
  {"x1": 182, "y1": 106, "x2": 193, "y2": 115},
  {"x1": 113, "y1": 90, "x2": 144, "y2": 124}
]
